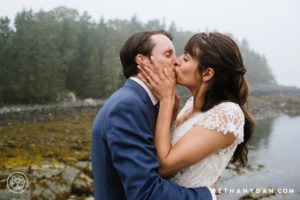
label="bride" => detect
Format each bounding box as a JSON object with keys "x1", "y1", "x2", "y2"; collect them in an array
[{"x1": 138, "y1": 32, "x2": 255, "y2": 193}]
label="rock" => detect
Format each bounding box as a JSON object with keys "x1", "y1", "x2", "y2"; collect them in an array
[
  {"x1": 239, "y1": 187, "x2": 277, "y2": 199},
  {"x1": 74, "y1": 161, "x2": 92, "y2": 177},
  {"x1": 61, "y1": 166, "x2": 81, "y2": 185},
  {"x1": 5, "y1": 140, "x2": 16, "y2": 148},
  {"x1": 65, "y1": 92, "x2": 77, "y2": 103},
  {"x1": 68, "y1": 195, "x2": 94, "y2": 200},
  {"x1": 31, "y1": 180, "x2": 67, "y2": 200},
  {"x1": 0, "y1": 163, "x2": 94, "y2": 199},
  {"x1": 71, "y1": 173, "x2": 93, "y2": 196},
  {"x1": 29, "y1": 164, "x2": 93, "y2": 199},
  {"x1": 0, "y1": 190, "x2": 30, "y2": 200},
  {"x1": 0, "y1": 107, "x2": 10, "y2": 114},
  {"x1": 29, "y1": 164, "x2": 63, "y2": 179},
  {"x1": 83, "y1": 98, "x2": 97, "y2": 107}
]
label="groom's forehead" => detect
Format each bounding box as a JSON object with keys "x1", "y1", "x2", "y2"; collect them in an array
[{"x1": 151, "y1": 34, "x2": 175, "y2": 53}]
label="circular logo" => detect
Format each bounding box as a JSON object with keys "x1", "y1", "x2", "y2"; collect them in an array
[{"x1": 7, "y1": 172, "x2": 29, "y2": 193}]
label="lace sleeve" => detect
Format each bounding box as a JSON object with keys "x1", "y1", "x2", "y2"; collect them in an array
[{"x1": 194, "y1": 102, "x2": 245, "y2": 144}]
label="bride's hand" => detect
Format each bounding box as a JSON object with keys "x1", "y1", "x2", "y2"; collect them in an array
[{"x1": 138, "y1": 56, "x2": 176, "y2": 103}]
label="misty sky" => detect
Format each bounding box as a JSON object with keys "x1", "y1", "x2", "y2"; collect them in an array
[{"x1": 2, "y1": 0, "x2": 300, "y2": 87}]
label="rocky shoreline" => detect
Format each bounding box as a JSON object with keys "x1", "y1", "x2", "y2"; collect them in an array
[
  {"x1": 1, "y1": 83, "x2": 300, "y2": 126},
  {"x1": 0, "y1": 98, "x2": 105, "y2": 127},
  {"x1": 249, "y1": 95, "x2": 300, "y2": 120},
  {"x1": 1, "y1": 94, "x2": 300, "y2": 127}
]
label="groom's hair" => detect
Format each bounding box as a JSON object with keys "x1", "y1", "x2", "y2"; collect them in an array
[{"x1": 119, "y1": 30, "x2": 173, "y2": 79}]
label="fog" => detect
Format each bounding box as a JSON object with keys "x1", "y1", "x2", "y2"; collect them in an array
[{"x1": 2, "y1": 0, "x2": 300, "y2": 87}]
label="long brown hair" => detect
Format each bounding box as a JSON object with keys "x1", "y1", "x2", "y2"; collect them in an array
[{"x1": 185, "y1": 32, "x2": 255, "y2": 167}]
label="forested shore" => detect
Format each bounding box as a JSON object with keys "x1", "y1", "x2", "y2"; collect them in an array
[{"x1": 0, "y1": 6, "x2": 276, "y2": 105}]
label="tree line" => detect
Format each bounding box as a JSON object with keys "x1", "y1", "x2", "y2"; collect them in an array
[{"x1": 0, "y1": 6, "x2": 276, "y2": 104}]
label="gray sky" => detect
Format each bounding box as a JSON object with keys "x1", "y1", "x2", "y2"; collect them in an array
[{"x1": 2, "y1": 0, "x2": 300, "y2": 87}]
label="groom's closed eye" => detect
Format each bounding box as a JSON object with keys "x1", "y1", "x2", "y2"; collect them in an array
[{"x1": 165, "y1": 49, "x2": 174, "y2": 58}]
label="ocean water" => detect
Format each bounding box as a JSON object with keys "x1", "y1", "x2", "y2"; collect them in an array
[{"x1": 218, "y1": 115, "x2": 300, "y2": 200}]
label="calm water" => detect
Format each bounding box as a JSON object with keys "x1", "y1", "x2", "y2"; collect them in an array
[{"x1": 218, "y1": 115, "x2": 300, "y2": 200}]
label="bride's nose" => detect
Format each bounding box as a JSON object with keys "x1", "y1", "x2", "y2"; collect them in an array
[{"x1": 171, "y1": 57, "x2": 181, "y2": 67}]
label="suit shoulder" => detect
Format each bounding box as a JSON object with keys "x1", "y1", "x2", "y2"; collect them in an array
[{"x1": 104, "y1": 87, "x2": 146, "y2": 112}]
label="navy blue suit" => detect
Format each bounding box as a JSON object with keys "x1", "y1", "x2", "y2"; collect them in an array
[{"x1": 91, "y1": 79, "x2": 212, "y2": 200}]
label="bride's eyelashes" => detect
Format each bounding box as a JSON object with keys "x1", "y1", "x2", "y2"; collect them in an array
[{"x1": 182, "y1": 53, "x2": 189, "y2": 62}]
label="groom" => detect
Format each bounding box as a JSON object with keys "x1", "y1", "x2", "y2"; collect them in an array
[{"x1": 91, "y1": 30, "x2": 215, "y2": 200}]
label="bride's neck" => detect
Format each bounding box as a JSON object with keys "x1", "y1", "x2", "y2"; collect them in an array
[{"x1": 190, "y1": 86, "x2": 206, "y2": 112}]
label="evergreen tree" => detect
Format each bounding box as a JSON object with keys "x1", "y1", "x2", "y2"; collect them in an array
[
  {"x1": 0, "y1": 8, "x2": 278, "y2": 104},
  {"x1": 0, "y1": 17, "x2": 14, "y2": 104}
]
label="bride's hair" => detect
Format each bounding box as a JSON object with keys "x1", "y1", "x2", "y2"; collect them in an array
[{"x1": 185, "y1": 32, "x2": 255, "y2": 167}]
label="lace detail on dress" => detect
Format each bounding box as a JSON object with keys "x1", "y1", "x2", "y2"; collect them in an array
[
  {"x1": 170, "y1": 97, "x2": 245, "y2": 188},
  {"x1": 193, "y1": 101, "x2": 244, "y2": 144}
]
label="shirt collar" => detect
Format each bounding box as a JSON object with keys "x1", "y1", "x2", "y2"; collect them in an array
[{"x1": 130, "y1": 76, "x2": 158, "y2": 105}]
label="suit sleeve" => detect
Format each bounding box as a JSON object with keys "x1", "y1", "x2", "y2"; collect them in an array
[{"x1": 106, "y1": 99, "x2": 212, "y2": 200}]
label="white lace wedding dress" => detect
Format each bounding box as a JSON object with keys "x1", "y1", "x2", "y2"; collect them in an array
[{"x1": 170, "y1": 97, "x2": 245, "y2": 188}]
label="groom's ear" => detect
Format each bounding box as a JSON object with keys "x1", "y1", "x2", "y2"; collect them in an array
[{"x1": 135, "y1": 54, "x2": 150, "y2": 66}]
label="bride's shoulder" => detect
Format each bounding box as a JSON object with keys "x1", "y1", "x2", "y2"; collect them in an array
[
  {"x1": 196, "y1": 101, "x2": 245, "y2": 143},
  {"x1": 211, "y1": 101, "x2": 243, "y2": 115},
  {"x1": 203, "y1": 101, "x2": 245, "y2": 129}
]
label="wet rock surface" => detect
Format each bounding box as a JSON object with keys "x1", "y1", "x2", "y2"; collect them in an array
[
  {"x1": 0, "y1": 163, "x2": 93, "y2": 200},
  {"x1": 0, "y1": 107, "x2": 97, "y2": 199}
]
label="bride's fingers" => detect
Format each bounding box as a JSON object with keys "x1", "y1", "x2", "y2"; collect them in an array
[
  {"x1": 138, "y1": 66, "x2": 160, "y2": 89},
  {"x1": 139, "y1": 63, "x2": 156, "y2": 81},
  {"x1": 137, "y1": 73, "x2": 152, "y2": 88},
  {"x1": 151, "y1": 56, "x2": 167, "y2": 80},
  {"x1": 138, "y1": 65, "x2": 153, "y2": 83},
  {"x1": 163, "y1": 68, "x2": 175, "y2": 83}
]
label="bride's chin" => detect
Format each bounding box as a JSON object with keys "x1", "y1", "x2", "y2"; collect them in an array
[
  {"x1": 176, "y1": 75, "x2": 185, "y2": 86},
  {"x1": 176, "y1": 79, "x2": 183, "y2": 86}
]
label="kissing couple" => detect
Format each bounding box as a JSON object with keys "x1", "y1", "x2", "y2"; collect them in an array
[{"x1": 91, "y1": 30, "x2": 255, "y2": 200}]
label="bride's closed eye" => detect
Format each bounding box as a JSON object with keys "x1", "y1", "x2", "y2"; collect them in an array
[{"x1": 183, "y1": 54, "x2": 188, "y2": 62}]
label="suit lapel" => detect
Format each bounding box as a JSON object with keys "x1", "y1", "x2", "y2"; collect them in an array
[
  {"x1": 124, "y1": 79, "x2": 157, "y2": 123},
  {"x1": 124, "y1": 79, "x2": 153, "y2": 106}
]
